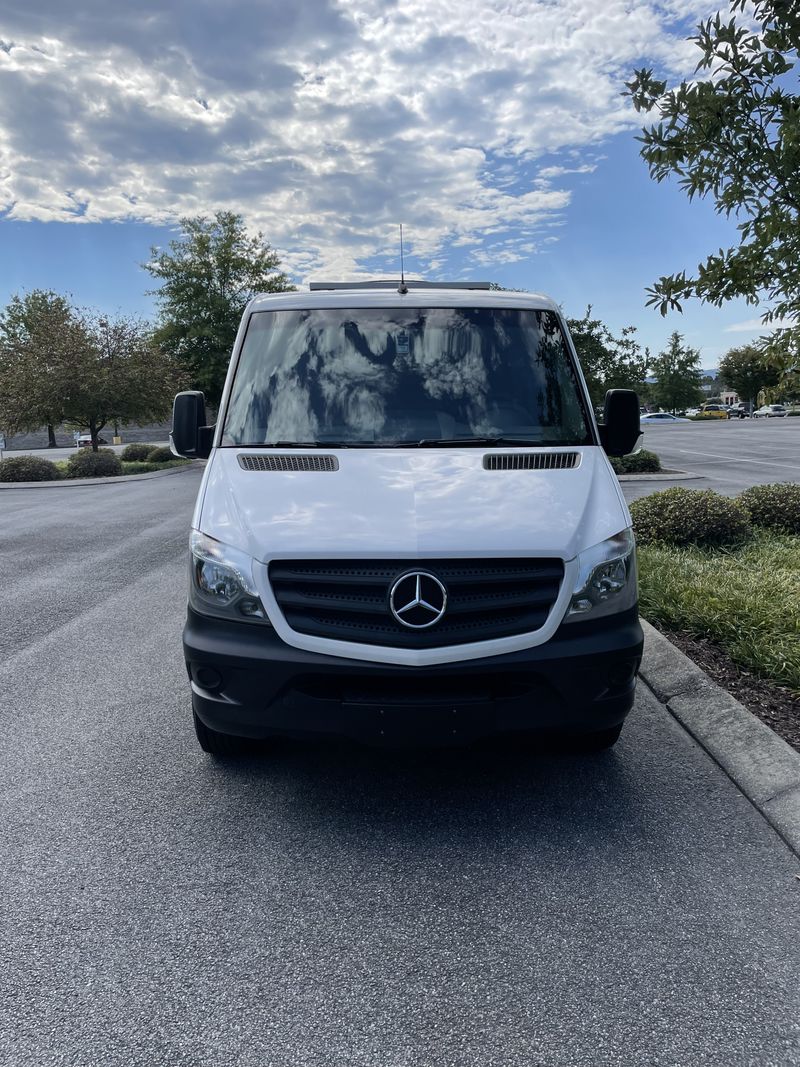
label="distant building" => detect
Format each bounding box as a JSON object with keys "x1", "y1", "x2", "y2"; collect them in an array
[{"x1": 701, "y1": 370, "x2": 738, "y2": 406}]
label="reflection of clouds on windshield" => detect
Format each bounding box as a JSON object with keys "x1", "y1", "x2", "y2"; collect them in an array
[
  {"x1": 315, "y1": 320, "x2": 389, "y2": 436},
  {"x1": 262, "y1": 374, "x2": 319, "y2": 442},
  {"x1": 412, "y1": 310, "x2": 490, "y2": 429},
  {"x1": 223, "y1": 307, "x2": 589, "y2": 446}
]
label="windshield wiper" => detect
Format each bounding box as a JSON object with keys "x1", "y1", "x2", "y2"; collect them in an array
[
  {"x1": 234, "y1": 436, "x2": 550, "y2": 449},
  {"x1": 237, "y1": 441, "x2": 331, "y2": 449},
  {"x1": 398, "y1": 435, "x2": 544, "y2": 448}
]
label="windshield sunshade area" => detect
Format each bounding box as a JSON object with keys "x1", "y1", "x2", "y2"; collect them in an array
[{"x1": 221, "y1": 307, "x2": 593, "y2": 448}]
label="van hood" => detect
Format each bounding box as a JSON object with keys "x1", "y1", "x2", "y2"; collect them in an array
[{"x1": 197, "y1": 447, "x2": 629, "y2": 563}]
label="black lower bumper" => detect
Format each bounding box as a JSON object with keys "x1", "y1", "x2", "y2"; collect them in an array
[{"x1": 184, "y1": 606, "x2": 643, "y2": 744}]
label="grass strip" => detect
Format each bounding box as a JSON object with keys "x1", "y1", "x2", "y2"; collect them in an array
[{"x1": 637, "y1": 532, "x2": 800, "y2": 696}]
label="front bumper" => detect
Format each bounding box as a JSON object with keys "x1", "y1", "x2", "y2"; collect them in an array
[{"x1": 184, "y1": 606, "x2": 643, "y2": 744}]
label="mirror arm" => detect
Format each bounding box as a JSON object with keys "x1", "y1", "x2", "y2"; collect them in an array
[{"x1": 197, "y1": 425, "x2": 215, "y2": 459}]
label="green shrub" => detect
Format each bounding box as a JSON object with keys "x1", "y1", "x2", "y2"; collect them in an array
[
  {"x1": 120, "y1": 461, "x2": 161, "y2": 474},
  {"x1": 121, "y1": 443, "x2": 155, "y2": 461},
  {"x1": 146, "y1": 446, "x2": 174, "y2": 463},
  {"x1": 787, "y1": 409, "x2": 800, "y2": 417},
  {"x1": 739, "y1": 483, "x2": 800, "y2": 535},
  {"x1": 0, "y1": 455, "x2": 61, "y2": 482},
  {"x1": 120, "y1": 459, "x2": 190, "y2": 475},
  {"x1": 630, "y1": 487, "x2": 751, "y2": 548},
  {"x1": 66, "y1": 448, "x2": 123, "y2": 479},
  {"x1": 610, "y1": 449, "x2": 662, "y2": 474}
]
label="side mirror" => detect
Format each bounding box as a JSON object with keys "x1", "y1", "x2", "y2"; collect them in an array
[
  {"x1": 598, "y1": 389, "x2": 640, "y2": 457},
  {"x1": 170, "y1": 391, "x2": 214, "y2": 459}
]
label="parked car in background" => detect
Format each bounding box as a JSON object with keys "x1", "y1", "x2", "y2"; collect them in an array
[
  {"x1": 684, "y1": 408, "x2": 700, "y2": 417},
  {"x1": 728, "y1": 402, "x2": 752, "y2": 419},
  {"x1": 77, "y1": 434, "x2": 108, "y2": 447},
  {"x1": 753, "y1": 404, "x2": 787, "y2": 418},
  {"x1": 697, "y1": 404, "x2": 728, "y2": 419},
  {"x1": 640, "y1": 412, "x2": 690, "y2": 423}
]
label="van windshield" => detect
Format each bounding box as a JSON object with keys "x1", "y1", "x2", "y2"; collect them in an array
[{"x1": 221, "y1": 307, "x2": 593, "y2": 447}]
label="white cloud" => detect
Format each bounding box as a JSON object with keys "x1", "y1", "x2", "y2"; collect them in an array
[
  {"x1": 0, "y1": 0, "x2": 716, "y2": 281},
  {"x1": 537, "y1": 164, "x2": 598, "y2": 180},
  {"x1": 724, "y1": 317, "x2": 798, "y2": 333}
]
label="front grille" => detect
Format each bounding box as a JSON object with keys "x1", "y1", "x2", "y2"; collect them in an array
[
  {"x1": 269, "y1": 558, "x2": 565, "y2": 648},
  {"x1": 238, "y1": 454, "x2": 339, "y2": 472},
  {"x1": 483, "y1": 452, "x2": 580, "y2": 470}
]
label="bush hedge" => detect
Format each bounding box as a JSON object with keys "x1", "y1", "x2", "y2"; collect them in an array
[
  {"x1": 120, "y1": 443, "x2": 155, "y2": 462},
  {"x1": 66, "y1": 448, "x2": 123, "y2": 479},
  {"x1": 120, "y1": 459, "x2": 187, "y2": 474},
  {"x1": 610, "y1": 449, "x2": 661, "y2": 475},
  {"x1": 146, "y1": 446, "x2": 174, "y2": 463},
  {"x1": 738, "y1": 483, "x2": 800, "y2": 535},
  {"x1": 630, "y1": 487, "x2": 752, "y2": 548},
  {"x1": 0, "y1": 455, "x2": 61, "y2": 482}
]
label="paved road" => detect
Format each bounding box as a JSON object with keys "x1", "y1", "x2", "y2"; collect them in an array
[
  {"x1": 625, "y1": 418, "x2": 800, "y2": 502},
  {"x1": 1, "y1": 470, "x2": 800, "y2": 1067}
]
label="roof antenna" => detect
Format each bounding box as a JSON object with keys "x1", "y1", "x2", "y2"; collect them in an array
[{"x1": 398, "y1": 224, "x2": 408, "y2": 294}]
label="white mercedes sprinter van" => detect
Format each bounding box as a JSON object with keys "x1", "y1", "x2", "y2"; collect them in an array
[{"x1": 171, "y1": 282, "x2": 643, "y2": 754}]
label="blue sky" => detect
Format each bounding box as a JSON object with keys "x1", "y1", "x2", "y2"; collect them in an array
[{"x1": 0, "y1": 0, "x2": 772, "y2": 369}]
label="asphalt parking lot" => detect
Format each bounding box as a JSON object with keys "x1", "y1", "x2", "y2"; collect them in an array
[
  {"x1": 1, "y1": 468, "x2": 799, "y2": 1067},
  {"x1": 624, "y1": 417, "x2": 800, "y2": 501}
]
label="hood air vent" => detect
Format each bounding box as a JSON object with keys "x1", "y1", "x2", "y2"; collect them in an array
[
  {"x1": 483, "y1": 452, "x2": 580, "y2": 471},
  {"x1": 238, "y1": 454, "x2": 339, "y2": 472}
]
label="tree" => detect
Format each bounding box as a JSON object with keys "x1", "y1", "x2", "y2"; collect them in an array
[
  {"x1": 0, "y1": 296, "x2": 187, "y2": 451},
  {"x1": 566, "y1": 308, "x2": 650, "y2": 407},
  {"x1": 144, "y1": 211, "x2": 294, "y2": 403},
  {"x1": 651, "y1": 332, "x2": 703, "y2": 412},
  {"x1": 0, "y1": 291, "x2": 84, "y2": 445},
  {"x1": 61, "y1": 314, "x2": 188, "y2": 451},
  {"x1": 625, "y1": 1, "x2": 800, "y2": 378},
  {"x1": 718, "y1": 344, "x2": 782, "y2": 406}
]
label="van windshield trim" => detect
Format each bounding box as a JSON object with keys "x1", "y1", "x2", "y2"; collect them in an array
[{"x1": 219, "y1": 305, "x2": 596, "y2": 449}]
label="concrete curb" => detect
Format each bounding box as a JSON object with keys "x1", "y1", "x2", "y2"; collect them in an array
[
  {"x1": 617, "y1": 469, "x2": 702, "y2": 482},
  {"x1": 639, "y1": 618, "x2": 800, "y2": 858},
  {"x1": 0, "y1": 463, "x2": 201, "y2": 490}
]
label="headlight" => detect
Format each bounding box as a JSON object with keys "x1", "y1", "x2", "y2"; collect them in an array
[
  {"x1": 189, "y1": 531, "x2": 270, "y2": 624},
  {"x1": 564, "y1": 528, "x2": 637, "y2": 622}
]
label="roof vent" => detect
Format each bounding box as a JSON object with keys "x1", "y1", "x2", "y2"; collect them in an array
[
  {"x1": 238, "y1": 454, "x2": 339, "y2": 472},
  {"x1": 308, "y1": 280, "x2": 492, "y2": 291},
  {"x1": 483, "y1": 452, "x2": 580, "y2": 471}
]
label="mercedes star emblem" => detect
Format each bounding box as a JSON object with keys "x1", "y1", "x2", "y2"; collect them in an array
[{"x1": 389, "y1": 571, "x2": 448, "y2": 629}]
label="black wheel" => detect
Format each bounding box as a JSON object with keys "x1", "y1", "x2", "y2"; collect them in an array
[
  {"x1": 578, "y1": 723, "x2": 623, "y2": 752},
  {"x1": 192, "y1": 709, "x2": 250, "y2": 756}
]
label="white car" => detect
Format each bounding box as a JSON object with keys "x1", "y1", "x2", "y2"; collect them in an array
[
  {"x1": 753, "y1": 404, "x2": 787, "y2": 418},
  {"x1": 171, "y1": 281, "x2": 643, "y2": 755},
  {"x1": 640, "y1": 412, "x2": 690, "y2": 423}
]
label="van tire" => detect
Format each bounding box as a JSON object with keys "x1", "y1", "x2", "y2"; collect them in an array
[
  {"x1": 193, "y1": 709, "x2": 249, "y2": 756},
  {"x1": 579, "y1": 724, "x2": 623, "y2": 751}
]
